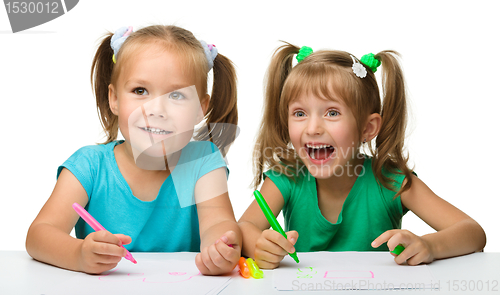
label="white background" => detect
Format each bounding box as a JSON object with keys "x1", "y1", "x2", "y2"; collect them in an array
[{"x1": 1, "y1": 0, "x2": 498, "y2": 253}]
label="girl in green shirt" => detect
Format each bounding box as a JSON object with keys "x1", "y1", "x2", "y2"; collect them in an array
[{"x1": 239, "y1": 44, "x2": 486, "y2": 269}]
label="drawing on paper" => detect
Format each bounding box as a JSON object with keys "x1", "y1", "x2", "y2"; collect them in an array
[
  {"x1": 296, "y1": 267, "x2": 317, "y2": 278},
  {"x1": 99, "y1": 268, "x2": 201, "y2": 283},
  {"x1": 274, "y1": 253, "x2": 435, "y2": 291},
  {"x1": 169, "y1": 272, "x2": 187, "y2": 276}
]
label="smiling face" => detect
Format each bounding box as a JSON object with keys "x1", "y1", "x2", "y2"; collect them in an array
[
  {"x1": 109, "y1": 43, "x2": 208, "y2": 161},
  {"x1": 288, "y1": 92, "x2": 361, "y2": 179}
]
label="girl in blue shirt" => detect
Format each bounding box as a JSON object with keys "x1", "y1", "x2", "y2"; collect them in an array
[{"x1": 26, "y1": 25, "x2": 241, "y2": 275}]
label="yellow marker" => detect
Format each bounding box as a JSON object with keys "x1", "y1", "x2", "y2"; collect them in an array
[{"x1": 246, "y1": 258, "x2": 264, "y2": 279}]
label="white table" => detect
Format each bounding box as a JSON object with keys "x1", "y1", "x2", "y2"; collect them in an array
[{"x1": 1, "y1": 251, "x2": 499, "y2": 294}]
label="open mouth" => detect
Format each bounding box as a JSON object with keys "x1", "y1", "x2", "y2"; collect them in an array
[
  {"x1": 305, "y1": 143, "x2": 335, "y2": 161},
  {"x1": 139, "y1": 127, "x2": 172, "y2": 135}
]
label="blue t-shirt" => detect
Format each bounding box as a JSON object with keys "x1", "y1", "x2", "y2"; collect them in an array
[{"x1": 58, "y1": 140, "x2": 227, "y2": 252}]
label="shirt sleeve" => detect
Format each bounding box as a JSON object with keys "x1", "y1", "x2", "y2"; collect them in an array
[
  {"x1": 196, "y1": 141, "x2": 228, "y2": 180},
  {"x1": 380, "y1": 170, "x2": 412, "y2": 221},
  {"x1": 263, "y1": 168, "x2": 292, "y2": 206},
  {"x1": 57, "y1": 146, "x2": 98, "y2": 200},
  {"x1": 174, "y1": 141, "x2": 229, "y2": 208}
]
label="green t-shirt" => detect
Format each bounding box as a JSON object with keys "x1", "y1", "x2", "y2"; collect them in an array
[{"x1": 263, "y1": 157, "x2": 409, "y2": 252}]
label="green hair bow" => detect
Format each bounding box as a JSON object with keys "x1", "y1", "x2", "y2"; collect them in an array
[
  {"x1": 296, "y1": 46, "x2": 313, "y2": 63},
  {"x1": 360, "y1": 53, "x2": 381, "y2": 73}
]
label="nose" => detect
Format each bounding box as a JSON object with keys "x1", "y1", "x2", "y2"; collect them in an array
[
  {"x1": 305, "y1": 116, "x2": 324, "y2": 136},
  {"x1": 144, "y1": 96, "x2": 167, "y2": 119}
]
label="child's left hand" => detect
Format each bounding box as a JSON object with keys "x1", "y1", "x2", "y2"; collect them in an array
[
  {"x1": 195, "y1": 230, "x2": 240, "y2": 275},
  {"x1": 371, "y1": 229, "x2": 434, "y2": 265}
]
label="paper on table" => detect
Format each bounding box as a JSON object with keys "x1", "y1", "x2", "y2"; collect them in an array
[
  {"x1": 274, "y1": 252, "x2": 438, "y2": 291},
  {"x1": 48, "y1": 259, "x2": 235, "y2": 295}
]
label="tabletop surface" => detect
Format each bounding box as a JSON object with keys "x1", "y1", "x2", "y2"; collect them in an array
[{"x1": 2, "y1": 251, "x2": 499, "y2": 295}]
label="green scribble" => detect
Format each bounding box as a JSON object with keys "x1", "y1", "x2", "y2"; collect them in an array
[{"x1": 296, "y1": 267, "x2": 317, "y2": 278}]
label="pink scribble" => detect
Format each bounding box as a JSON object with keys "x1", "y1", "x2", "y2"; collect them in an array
[
  {"x1": 168, "y1": 272, "x2": 187, "y2": 276},
  {"x1": 98, "y1": 268, "x2": 201, "y2": 283},
  {"x1": 98, "y1": 269, "x2": 144, "y2": 281},
  {"x1": 323, "y1": 270, "x2": 374, "y2": 279}
]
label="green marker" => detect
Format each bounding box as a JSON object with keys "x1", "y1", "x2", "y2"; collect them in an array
[
  {"x1": 391, "y1": 244, "x2": 405, "y2": 255},
  {"x1": 253, "y1": 190, "x2": 299, "y2": 263}
]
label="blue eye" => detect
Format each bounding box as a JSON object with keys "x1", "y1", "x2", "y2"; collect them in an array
[
  {"x1": 294, "y1": 110, "x2": 306, "y2": 117},
  {"x1": 169, "y1": 91, "x2": 185, "y2": 100},
  {"x1": 327, "y1": 110, "x2": 339, "y2": 117},
  {"x1": 133, "y1": 88, "x2": 148, "y2": 96}
]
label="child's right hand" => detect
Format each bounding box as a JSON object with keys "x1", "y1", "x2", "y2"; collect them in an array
[
  {"x1": 78, "y1": 231, "x2": 132, "y2": 274},
  {"x1": 254, "y1": 229, "x2": 298, "y2": 269}
]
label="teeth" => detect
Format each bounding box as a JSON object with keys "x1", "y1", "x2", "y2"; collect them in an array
[
  {"x1": 143, "y1": 127, "x2": 170, "y2": 135},
  {"x1": 306, "y1": 144, "x2": 332, "y2": 149},
  {"x1": 306, "y1": 143, "x2": 336, "y2": 160}
]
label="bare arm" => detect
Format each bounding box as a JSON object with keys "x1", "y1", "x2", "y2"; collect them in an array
[
  {"x1": 403, "y1": 175, "x2": 486, "y2": 258},
  {"x1": 373, "y1": 174, "x2": 486, "y2": 264},
  {"x1": 238, "y1": 178, "x2": 283, "y2": 257},
  {"x1": 194, "y1": 167, "x2": 242, "y2": 275},
  {"x1": 26, "y1": 168, "x2": 129, "y2": 273},
  {"x1": 238, "y1": 178, "x2": 297, "y2": 268}
]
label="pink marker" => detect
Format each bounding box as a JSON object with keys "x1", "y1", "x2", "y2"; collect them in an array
[{"x1": 72, "y1": 203, "x2": 137, "y2": 264}]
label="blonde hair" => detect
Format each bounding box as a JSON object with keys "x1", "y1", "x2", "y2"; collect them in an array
[
  {"x1": 91, "y1": 25, "x2": 238, "y2": 156},
  {"x1": 253, "y1": 42, "x2": 413, "y2": 197}
]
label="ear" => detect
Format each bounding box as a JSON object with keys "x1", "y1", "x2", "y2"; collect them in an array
[
  {"x1": 196, "y1": 94, "x2": 210, "y2": 124},
  {"x1": 108, "y1": 84, "x2": 119, "y2": 116},
  {"x1": 362, "y1": 113, "x2": 382, "y2": 142}
]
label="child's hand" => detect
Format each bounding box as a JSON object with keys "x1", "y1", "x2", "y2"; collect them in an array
[
  {"x1": 372, "y1": 229, "x2": 434, "y2": 265},
  {"x1": 195, "y1": 230, "x2": 241, "y2": 275},
  {"x1": 78, "y1": 231, "x2": 132, "y2": 274},
  {"x1": 254, "y1": 229, "x2": 298, "y2": 269}
]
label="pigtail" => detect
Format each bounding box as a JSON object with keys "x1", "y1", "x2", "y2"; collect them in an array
[
  {"x1": 194, "y1": 53, "x2": 238, "y2": 158},
  {"x1": 90, "y1": 33, "x2": 118, "y2": 144},
  {"x1": 252, "y1": 43, "x2": 300, "y2": 190},
  {"x1": 372, "y1": 50, "x2": 413, "y2": 197}
]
